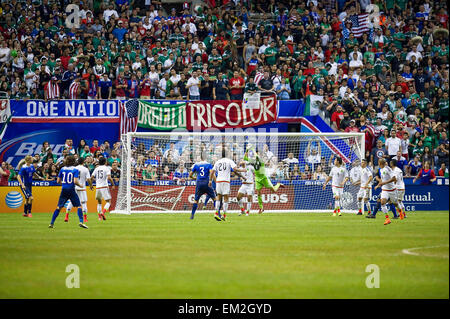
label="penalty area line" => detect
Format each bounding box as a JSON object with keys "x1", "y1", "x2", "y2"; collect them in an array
[{"x1": 401, "y1": 245, "x2": 449, "y2": 258}]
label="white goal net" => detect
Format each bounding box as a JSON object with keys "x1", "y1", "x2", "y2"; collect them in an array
[{"x1": 112, "y1": 132, "x2": 365, "y2": 214}]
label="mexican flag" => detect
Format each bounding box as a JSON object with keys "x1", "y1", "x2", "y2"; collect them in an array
[
  {"x1": 137, "y1": 100, "x2": 187, "y2": 130},
  {"x1": 304, "y1": 95, "x2": 324, "y2": 116}
]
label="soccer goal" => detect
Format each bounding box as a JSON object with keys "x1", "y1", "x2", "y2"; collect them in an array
[{"x1": 112, "y1": 132, "x2": 365, "y2": 214}]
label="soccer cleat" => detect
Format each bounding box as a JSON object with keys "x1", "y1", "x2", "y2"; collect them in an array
[
  {"x1": 48, "y1": 224, "x2": 54, "y2": 228},
  {"x1": 332, "y1": 212, "x2": 337, "y2": 216},
  {"x1": 101, "y1": 213, "x2": 106, "y2": 220},
  {"x1": 245, "y1": 210, "x2": 250, "y2": 216},
  {"x1": 98, "y1": 213, "x2": 102, "y2": 221},
  {"x1": 258, "y1": 208, "x2": 264, "y2": 214},
  {"x1": 399, "y1": 210, "x2": 404, "y2": 220},
  {"x1": 79, "y1": 223, "x2": 88, "y2": 229},
  {"x1": 214, "y1": 212, "x2": 221, "y2": 221},
  {"x1": 392, "y1": 216, "x2": 399, "y2": 219},
  {"x1": 338, "y1": 212, "x2": 342, "y2": 216},
  {"x1": 366, "y1": 214, "x2": 376, "y2": 219},
  {"x1": 28, "y1": 213, "x2": 32, "y2": 218},
  {"x1": 221, "y1": 214, "x2": 226, "y2": 221},
  {"x1": 384, "y1": 218, "x2": 391, "y2": 225},
  {"x1": 357, "y1": 211, "x2": 362, "y2": 215},
  {"x1": 23, "y1": 214, "x2": 28, "y2": 217}
]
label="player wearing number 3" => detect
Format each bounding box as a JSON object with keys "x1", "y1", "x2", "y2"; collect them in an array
[{"x1": 49, "y1": 155, "x2": 88, "y2": 229}]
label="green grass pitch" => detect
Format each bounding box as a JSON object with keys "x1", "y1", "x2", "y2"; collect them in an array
[{"x1": 0, "y1": 211, "x2": 448, "y2": 299}]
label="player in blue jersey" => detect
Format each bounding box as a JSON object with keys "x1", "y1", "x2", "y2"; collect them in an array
[
  {"x1": 49, "y1": 155, "x2": 88, "y2": 229},
  {"x1": 188, "y1": 153, "x2": 217, "y2": 220},
  {"x1": 17, "y1": 155, "x2": 35, "y2": 217}
]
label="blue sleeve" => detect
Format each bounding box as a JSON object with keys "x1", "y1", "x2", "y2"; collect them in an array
[
  {"x1": 19, "y1": 167, "x2": 24, "y2": 177},
  {"x1": 58, "y1": 169, "x2": 63, "y2": 179},
  {"x1": 73, "y1": 169, "x2": 79, "y2": 179},
  {"x1": 191, "y1": 164, "x2": 197, "y2": 173}
]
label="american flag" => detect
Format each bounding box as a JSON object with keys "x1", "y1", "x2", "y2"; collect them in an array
[
  {"x1": 254, "y1": 72, "x2": 264, "y2": 85},
  {"x1": 119, "y1": 99, "x2": 139, "y2": 136},
  {"x1": 350, "y1": 13, "x2": 369, "y2": 38}
]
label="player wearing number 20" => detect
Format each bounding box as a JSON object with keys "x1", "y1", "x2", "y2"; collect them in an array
[
  {"x1": 49, "y1": 155, "x2": 88, "y2": 229},
  {"x1": 188, "y1": 153, "x2": 216, "y2": 220}
]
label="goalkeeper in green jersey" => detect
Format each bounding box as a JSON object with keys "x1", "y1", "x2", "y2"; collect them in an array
[{"x1": 244, "y1": 146, "x2": 285, "y2": 214}]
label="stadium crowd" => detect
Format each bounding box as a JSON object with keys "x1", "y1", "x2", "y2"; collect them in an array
[{"x1": 0, "y1": 0, "x2": 448, "y2": 181}]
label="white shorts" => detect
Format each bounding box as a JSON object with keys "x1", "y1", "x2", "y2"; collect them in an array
[
  {"x1": 332, "y1": 186, "x2": 344, "y2": 198},
  {"x1": 96, "y1": 187, "x2": 111, "y2": 201},
  {"x1": 397, "y1": 189, "x2": 405, "y2": 202},
  {"x1": 238, "y1": 184, "x2": 254, "y2": 196},
  {"x1": 75, "y1": 189, "x2": 88, "y2": 203},
  {"x1": 380, "y1": 189, "x2": 398, "y2": 203},
  {"x1": 357, "y1": 187, "x2": 371, "y2": 200},
  {"x1": 216, "y1": 182, "x2": 230, "y2": 195}
]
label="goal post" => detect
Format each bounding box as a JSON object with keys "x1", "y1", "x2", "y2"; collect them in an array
[{"x1": 112, "y1": 132, "x2": 365, "y2": 214}]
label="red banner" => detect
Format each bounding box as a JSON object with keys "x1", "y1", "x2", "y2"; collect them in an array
[
  {"x1": 114, "y1": 184, "x2": 295, "y2": 212},
  {"x1": 186, "y1": 95, "x2": 277, "y2": 130}
]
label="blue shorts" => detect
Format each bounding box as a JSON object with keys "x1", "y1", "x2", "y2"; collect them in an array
[
  {"x1": 194, "y1": 183, "x2": 216, "y2": 202},
  {"x1": 20, "y1": 184, "x2": 32, "y2": 199},
  {"x1": 57, "y1": 188, "x2": 81, "y2": 208}
]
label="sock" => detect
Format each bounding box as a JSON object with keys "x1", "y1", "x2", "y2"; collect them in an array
[
  {"x1": 273, "y1": 183, "x2": 280, "y2": 192},
  {"x1": 204, "y1": 195, "x2": 210, "y2": 206},
  {"x1": 97, "y1": 204, "x2": 102, "y2": 213},
  {"x1": 246, "y1": 201, "x2": 251, "y2": 212},
  {"x1": 104, "y1": 202, "x2": 110, "y2": 212},
  {"x1": 373, "y1": 202, "x2": 381, "y2": 216},
  {"x1": 28, "y1": 203, "x2": 32, "y2": 214},
  {"x1": 66, "y1": 202, "x2": 73, "y2": 212},
  {"x1": 365, "y1": 201, "x2": 371, "y2": 214},
  {"x1": 77, "y1": 208, "x2": 83, "y2": 223},
  {"x1": 390, "y1": 203, "x2": 398, "y2": 218},
  {"x1": 215, "y1": 200, "x2": 222, "y2": 217},
  {"x1": 191, "y1": 203, "x2": 198, "y2": 218},
  {"x1": 381, "y1": 205, "x2": 389, "y2": 219},
  {"x1": 82, "y1": 203, "x2": 88, "y2": 215},
  {"x1": 24, "y1": 203, "x2": 28, "y2": 215},
  {"x1": 257, "y1": 195, "x2": 263, "y2": 209},
  {"x1": 51, "y1": 209, "x2": 60, "y2": 224},
  {"x1": 223, "y1": 202, "x2": 228, "y2": 215},
  {"x1": 358, "y1": 200, "x2": 363, "y2": 212},
  {"x1": 238, "y1": 198, "x2": 244, "y2": 210},
  {"x1": 334, "y1": 200, "x2": 339, "y2": 212}
]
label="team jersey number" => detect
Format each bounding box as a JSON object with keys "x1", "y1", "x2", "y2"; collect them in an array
[
  {"x1": 61, "y1": 171, "x2": 74, "y2": 184},
  {"x1": 199, "y1": 166, "x2": 205, "y2": 177},
  {"x1": 216, "y1": 163, "x2": 227, "y2": 172},
  {"x1": 97, "y1": 170, "x2": 105, "y2": 180}
]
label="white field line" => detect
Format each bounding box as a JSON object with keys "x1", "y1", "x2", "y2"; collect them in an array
[{"x1": 401, "y1": 245, "x2": 449, "y2": 258}]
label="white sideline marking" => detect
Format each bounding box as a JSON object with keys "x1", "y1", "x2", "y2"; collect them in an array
[{"x1": 401, "y1": 245, "x2": 449, "y2": 258}]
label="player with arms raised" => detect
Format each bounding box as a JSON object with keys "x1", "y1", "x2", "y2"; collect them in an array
[
  {"x1": 390, "y1": 159, "x2": 406, "y2": 220},
  {"x1": 65, "y1": 157, "x2": 93, "y2": 223},
  {"x1": 236, "y1": 161, "x2": 255, "y2": 216},
  {"x1": 322, "y1": 157, "x2": 349, "y2": 216},
  {"x1": 188, "y1": 152, "x2": 216, "y2": 220},
  {"x1": 374, "y1": 158, "x2": 400, "y2": 225},
  {"x1": 49, "y1": 155, "x2": 88, "y2": 229},
  {"x1": 210, "y1": 147, "x2": 245, "y2": 221},
  {"x1": 17, "y1": 155, "x2": 35, "y2": 218},
  {"x1": 353, "y1": 159, "x2": 373, "y2": 216},
  {"x1": 243, "y1": 145, "x2": 285, "y2": 214},
  {"x1": 90, "y1": 157, "x2": 115, "y2": 221}
]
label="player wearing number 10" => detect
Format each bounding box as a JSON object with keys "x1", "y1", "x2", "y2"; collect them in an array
[{"x1": 49, "y1": 155, "x2": 88, "y2": 229}]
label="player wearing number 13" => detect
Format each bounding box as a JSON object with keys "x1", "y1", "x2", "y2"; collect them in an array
[{"x1": 49, "y1": 155, "x2": 88, "y2": 229}]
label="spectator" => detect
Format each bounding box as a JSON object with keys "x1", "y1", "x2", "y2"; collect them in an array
[
  {"x1": 0, "y1": 162, "x2": 10, "y2": 186},
  {"x1": 385, "y1": 130, "x2": 402, "y2": 159},
  {"x1": 406, "y1": 155, "x2": 423, "y2": 177},
  {"x1": 413, "y1": 161, "x2": 437, "y2": 185}
]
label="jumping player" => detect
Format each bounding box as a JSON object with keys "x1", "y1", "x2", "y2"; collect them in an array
[
  {"x1": 188, "y1": 153, "x2": 216, "y2": 220},
  {"x1": 210, "y1": 147, "x2": 245, "y2": 221},
  {"x1": 353, "y1": 159, "x2": 373, "y2": 216},
  {"x1": 374, "y1": 158, "x2": 400, "y2": 225},
  {"x1": 390, "y1": 159, "x2": 406, "y2": 219},
  {"x1": 236, "y1": 160, "x2": 255, "y2": 216},
  {"x1": 17, "y1": 155, "x2": 35, "y2": 218},
  {"x1": 322, "y1": 157, "x2": 349, "y2": 216},
  {"x1": 243, "y1": 146, "x2": 285, "y2": 214},
  {"x1": 49, "y1": 155, "x2": 88, "y2": 229},
  {"x1": 65, "y1": 157, "x2": 92, "y2": 223},
  {"x1": 90, "y1": 157, "x2": 115, "y2": 221}
]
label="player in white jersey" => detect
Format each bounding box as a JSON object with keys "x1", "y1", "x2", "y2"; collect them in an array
[
  {"x1": 65, "y1": 157, "x2": 92, "y2": 223},
  {"x1": 90, "y1": 157, "x2": 115, "y2": 221},
  {"x1": 374, "y1": 158, "x2": 400, "y2": 225},
  {"x1": 323, "y1": 157, "x2": 349, "y2": 216},
  {"x1": 353, "y1": 159, "x2": 373, "y2": 216},
  {"x1": 210, "y1": 148, "x2": 245, "y2": 221},
  {"x1": 236, "y1": 161, "x2": 255, "y2": 216},
  {"x1": 390, "y1": 159, "x2": 406, "y2": 220}
]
